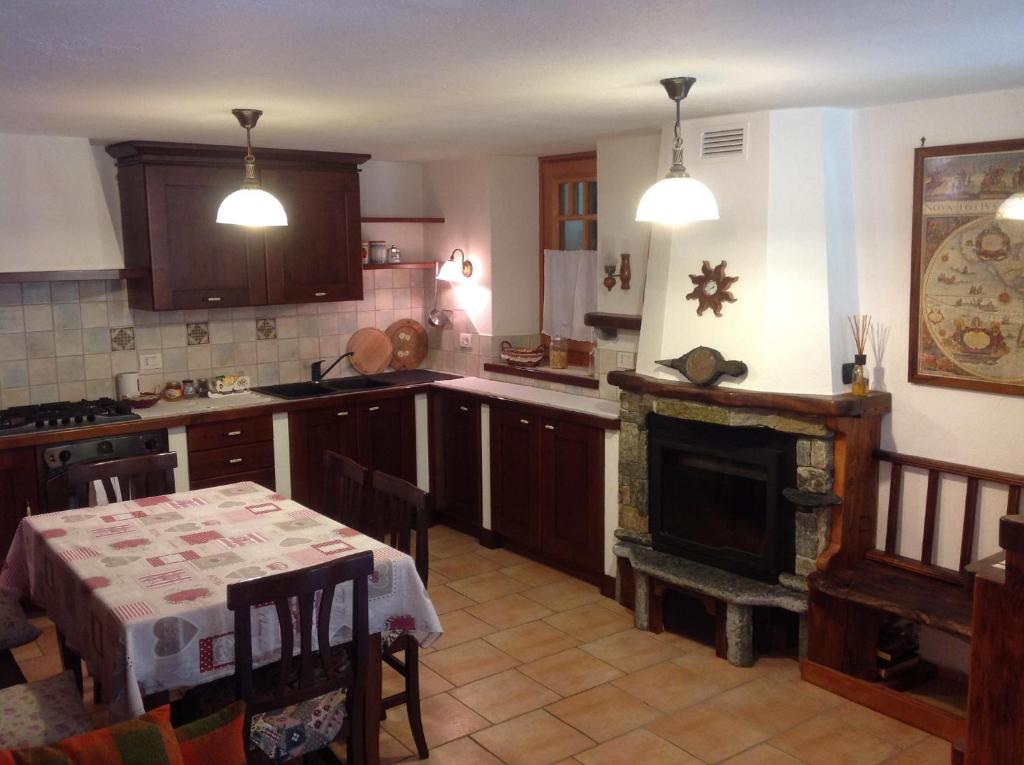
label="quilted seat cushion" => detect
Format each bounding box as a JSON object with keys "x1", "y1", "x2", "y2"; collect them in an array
[
  {"x1": 0, "y1": 671, "x2": 94, "y2": 749},
  {"x1": 0, "y1": 590, "x2": 40, "y2": 651},
  {"x1": 249, "y1": 687, "x2": 347, "y2": 764}
]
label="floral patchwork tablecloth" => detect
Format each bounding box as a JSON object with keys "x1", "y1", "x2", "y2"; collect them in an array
[{"x1": 0, "y1": 482, "x2": 443, "y2": 720}]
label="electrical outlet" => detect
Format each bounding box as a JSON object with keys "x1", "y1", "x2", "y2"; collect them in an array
[
  {"x1": 459, "y1": 333, "x2": 473, "y2": 349},
  {"x1": 139, "y1": 352, "x2": 163, "y2": 370},
  {"x1": 616, "y1": 352, "x2": 634, "y2": 369}
]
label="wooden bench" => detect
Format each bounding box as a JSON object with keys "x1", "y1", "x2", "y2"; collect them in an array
[{"x1": 806, "y1": 449, "x2": 1024, "y2": 741}]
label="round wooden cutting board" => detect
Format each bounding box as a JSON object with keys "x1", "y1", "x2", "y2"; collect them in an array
[
  {"x1": 386, "y1": 319, "x2": 429, "y2": 370},
  {"x1": 347, "y1": 328, "x2": 394, "y2": 374}
]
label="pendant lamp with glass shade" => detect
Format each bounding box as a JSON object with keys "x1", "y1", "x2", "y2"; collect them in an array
[
  {"x1": 636, "y1": 77, "x2": 719, "y2": 225},
  {"x1": 216, "y1": 109, "x2": 288, "y2": 227},
  {"x1": 996, "y1": 190, "x2": 1024, "y2": 221}
]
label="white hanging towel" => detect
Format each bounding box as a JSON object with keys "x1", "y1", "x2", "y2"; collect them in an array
[{"x1": 542, "y1": 249, "x2": 597, "y2": 342}]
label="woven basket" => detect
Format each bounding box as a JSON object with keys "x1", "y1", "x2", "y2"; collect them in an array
[{"x1": 500, "y1": 341, "x2": 546, "y2": 367}]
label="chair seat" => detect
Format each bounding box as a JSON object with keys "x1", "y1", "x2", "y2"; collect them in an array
[
  {"x1": 0, "y1": 670, "x2": 94, "y2": 749},
  {"x1": 0, "y1": 590, "x2": 41, "y2": 651},
  {"x1": 250, "y1": 686, "x2": 349, "y2": 764},
  {"x1": 812, "y1": 560, "x2": 973, "y2": 638}
]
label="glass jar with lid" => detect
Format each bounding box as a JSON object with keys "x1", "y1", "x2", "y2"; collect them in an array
[{"x1": 549, "y1": 336, "x2": 568, "y2": 369}]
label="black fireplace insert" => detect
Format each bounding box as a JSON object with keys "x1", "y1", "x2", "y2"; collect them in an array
[{"x1": 648, "y1": 415, "x2": 795, "y2": 583}]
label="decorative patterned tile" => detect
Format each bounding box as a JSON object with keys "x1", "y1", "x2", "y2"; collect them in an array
[
  {"x1": 186, "y1": 322, "x2": 210, "y2": 346},
  {"x1": 255, "y1": 318, "x2": 277, "y2": 340},
  {"x1": 109, "y1": 326, "x2": 136, "y2": 351}
]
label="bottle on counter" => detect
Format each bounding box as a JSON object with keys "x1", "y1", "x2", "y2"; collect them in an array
[{"x1": 549, "y1": 336, "x2": 568, "y2": 369}]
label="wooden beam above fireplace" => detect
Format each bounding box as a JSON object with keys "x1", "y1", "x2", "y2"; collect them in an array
[{"x1": 607, "y1": 371, "x2": 891, "y2": 419}]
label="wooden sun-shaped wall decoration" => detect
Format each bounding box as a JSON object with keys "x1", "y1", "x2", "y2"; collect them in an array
[{"x1": 686, "y1": 260, "x2": 738, "y2": 316}]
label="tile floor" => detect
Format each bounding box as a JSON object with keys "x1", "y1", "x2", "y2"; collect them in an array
[{"x1": 12, "y1": 525, "x2": 951, "y2": 764}]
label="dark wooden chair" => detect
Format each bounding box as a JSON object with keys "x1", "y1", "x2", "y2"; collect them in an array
[
  {"x1": 368, "y1": 470, "x2": 431, "y2": 760},
  {"x1": 227, "y1": 549, "x2": 373, "y2": 765},
  {"x1": 322, "y1": 451, "x2": 371, "y2": 528},
  {"x1": 62, "y1": 452, "x2": 178, "y2": 509}
]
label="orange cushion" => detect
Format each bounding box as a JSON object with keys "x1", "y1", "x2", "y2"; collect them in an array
[
  {"x1": 173, "y1": 701, "x2": 245, "y2": 765},
  {"x1": 0, "y1": 705, "x2": 183, "y2": 765}
]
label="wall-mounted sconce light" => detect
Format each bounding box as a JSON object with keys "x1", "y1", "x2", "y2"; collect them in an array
[
  {"x1": 436, "y1": 248, "x2": 473, "y2": 282},
  {"x1": 602, "y1": 253, "x2": 632, "y2": 291}
]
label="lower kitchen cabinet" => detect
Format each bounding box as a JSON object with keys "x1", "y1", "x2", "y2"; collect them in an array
[
  {"x1": 0, "y1": 448, "x2": 39, "y2": 558},
  {"x1": 429, "y1": 392, "x2": 482, "y2": 533},
  {"x1": 489, "y1": 403, "x2": 605, "y2": 578},
  {"x1": 289, "y1": 395, "x2": 415, "y2": 512},
  {"x1": 187, "y1": 414, "x2": 275, "y2": 490}
]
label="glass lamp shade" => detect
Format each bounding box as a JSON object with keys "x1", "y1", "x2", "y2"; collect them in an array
[
  {"x1": 996, "y1": 192, "x2": 1024, "y2": 221},
  {"x1": 635, "y1": 176, "x2": 719, "y2": 224},
  {"x1": 216, "y1": 188, "x2": 288, "y2": 227},
  {"x1": 435, "y1": 258, "x2": 464, "y2": 282}
]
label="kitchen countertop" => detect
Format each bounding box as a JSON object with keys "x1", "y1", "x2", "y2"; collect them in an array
[{"x1": 433, "y1": 376, "x2": 619, "y2": 421}]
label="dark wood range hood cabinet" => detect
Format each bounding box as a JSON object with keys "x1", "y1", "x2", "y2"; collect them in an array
[{"x1": 106, "y1": 141, "x2": 370, "y2": 311}]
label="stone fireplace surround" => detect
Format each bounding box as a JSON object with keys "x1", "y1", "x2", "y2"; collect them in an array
[{"x1": 607, "y1": 371, "x2": 891, "y2": 666}]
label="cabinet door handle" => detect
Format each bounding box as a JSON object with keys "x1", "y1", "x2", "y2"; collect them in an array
[
  {"x1": 368, "y1": 406, "x2": 380, "y2": 412},
  {"x1": 459, "y1": 405, "x2": 469, "y2": 412},
  {"x1": 225, "y1": 430, "x2": 243, "y2": 437},
  {"x1": 228, "y1": 457, "x2": 244, "y2": 464},
  {"x1": 206, "y1": 296, "x2": 222, "y2": 303},
  {"x1": 544, "y1": 424, "x2": 556, "y2": 430},
  {"x1": 519, "y1": 418, "x2": 530, "y2": 425},
  {"x1": 314, "y1": 291, "x2": 327, "y2": 297},
  {"x1": 336, "y1": 411, "x2": 349, "y2": 417},
  {"x1": 24, "y1": 499, "x2": 32, "y2": 517}
]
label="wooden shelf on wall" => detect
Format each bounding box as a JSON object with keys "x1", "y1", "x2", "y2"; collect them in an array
[
  {"x1": 362, "y1": 262, "x2": 436, "y2": 271},
  {"x1": 0, "y1": 268, "x2": 150, "y2": 283},
  {"x1": 584, "y1": 312, "x2": 642, "y2": 331},
  {"x1": 360, "y1": 216, "x2": 445, "y2": 224}
]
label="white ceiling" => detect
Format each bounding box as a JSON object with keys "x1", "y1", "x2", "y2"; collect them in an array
[{"x1": 2, "y1": 0, "x2": 1023, "y2": 161}]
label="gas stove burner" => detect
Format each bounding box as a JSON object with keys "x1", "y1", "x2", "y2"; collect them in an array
[{"x1": 0, "y1": 397, "x2": 141, "y2": 435}]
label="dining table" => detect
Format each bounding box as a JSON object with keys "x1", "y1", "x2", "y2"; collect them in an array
[{"x1": 0, "y1": 480, "x2": 443, "y2": 765}]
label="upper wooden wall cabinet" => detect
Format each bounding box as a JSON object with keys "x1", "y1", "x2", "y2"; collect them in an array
[{"x1": 106, "y1": 141, "x2": 371, "y2": 311}]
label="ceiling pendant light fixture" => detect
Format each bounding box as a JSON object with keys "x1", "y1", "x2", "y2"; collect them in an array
[
  {"x1": 636, "y1": 77, "x2": 719, "y2": 225},
  {"x1": 216, "y1": 108, "x2": 287, "y2": 227},
  {"x1": 996, "y1": 190, "x2": 1024, "y2": 221}
]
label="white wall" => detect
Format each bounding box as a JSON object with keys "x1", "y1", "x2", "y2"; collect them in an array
[
  {"x1": 0, "y1": 134, "x2": 123, "y2": 271},
  {"x1": 488, "y1": 157, "x2": 540, "y2": 336}
]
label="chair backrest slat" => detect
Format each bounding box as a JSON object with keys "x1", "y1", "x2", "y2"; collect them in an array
[
  {"x1": 884, "y1": 462, "x2": 903, "y2": 555},
  {"x1": 1009, "y1": 485, "x2": 1022, "y2": 516},
  {"x1": 921, "y1": 470, "x2": 940, "y2": 566},
  {"x1": 960, "y1": 477, "x2": 980, "y2": 573},
  {"x1": 63, "y1": 453, "x2": 177, "y2": 509},
  {"x1": 323, "y1": 451, "x2": 370, "y2": 528},
  {"x1": 369, "y1": 470, "x2": 431, "y2": 587},
  {"x1": 275, "y1": 599, "x2": 294, "y2": 700}
]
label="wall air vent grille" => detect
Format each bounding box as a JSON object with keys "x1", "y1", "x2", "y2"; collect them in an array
[{"x1": 700, "y1": 125, "x2": 746, "y2": 160}]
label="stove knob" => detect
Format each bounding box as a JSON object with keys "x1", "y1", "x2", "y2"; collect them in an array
[
  {"x1": 59, "y1": 450, "x2": 71, "y2": 463},
  {"x1": 144, "y1": 438, "x2": 158, "y2": 451},
  {"x1": 97, "y1": 440, "x2": 113, "y2": 455},
  {"x1": 86, "y1": 414, "x2": 96, "y2": 422},
  {"x1": 61, "y1": 417, "x2": 71, "y2": 425},
  {"x1": 48, "y1": 418, "x2": 57, "y2": 426},
  {"x1": 74, "y1": 416, "x2": 83, "y2": 424}
]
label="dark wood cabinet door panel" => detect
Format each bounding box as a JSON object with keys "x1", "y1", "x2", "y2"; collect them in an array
[
  {"x1": 187, "y1": 414, "x2": 273, "y2": 452},
  {"x1": 539, "y1": 417, "x2": 604, "y2": 572},
  {"x1": 188, "y1": 441, "x2": 275, "y2": 483},
  {"x1": 430, "y1": 393, "x2": 481, "y2": 531},
  {"x1": 357, "y1": 398, "x2": 416, "y2": 483},
  {"x1": 263, "y1": 169, "x2": 363, "y2": 304},
  {"x1": 144, "y1": 165, "x2": 268, "y2": 309},
  {"x1": 288, "y1": 405, "x2": 359, "y2": 511},
  {"x1": 0, "y1": 448, "x2": 39, "y2": 559},
  {"x1": 489, "y1": 405, "x2": 540, "y2": 547}
]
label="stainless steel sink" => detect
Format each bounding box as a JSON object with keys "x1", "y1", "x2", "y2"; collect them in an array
[{"x1": 252, "y1": 378, "x2": 391, "y2": 400}]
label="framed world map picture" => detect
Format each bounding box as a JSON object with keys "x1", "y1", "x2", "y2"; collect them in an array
[{"x1": 909, "y1": 138, "x2": 1024, "y2": 396}]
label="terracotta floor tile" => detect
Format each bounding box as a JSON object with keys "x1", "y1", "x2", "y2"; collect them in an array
[
  {"x1": 653, "y1": 629, "x2": 710, "y2": 653},
  {"x1": 522, "y1": 579, "x2": 604, "y2": 612},
  {"x1": 448, "y1": 571, "x2": 530, "y2": 603},
  {"x1": 431, "y1": 536, "x2": 484, "y2": 560},
  {"x1": 720, "y1": 743, "x2": 806, "y2": 764},
  {"x1": 519, "y1": 648, "x2": 623, "y2": 697},
  {"x1": 547, "y1": 684, "x2": 663, "y2": 743},
  {"x1": 575, "y1": 729, "x2": 702, "y2": 765},
  {"x1": 370, "y1": 730, "x2": 414, "y2": 765},
  {"x1": 382, "y1": 691, "x2": 489, "y2": 752},
  {"x1": 432, "y1": 610, "x2": 498, "y2": 649},
  {"x1": 580, "y1": 628, "x2": 683, "y2": 673},
  {"x1": 646, "y1": 702, "x2": 773, "y2": 763},
  {"x1": 465, "y1": 593, "x2": 554, "y2": 630},
  {"x1": 882, "y1": 736, "x2": 953, "y2": 764},
  {"x1": 429, "y1": 571, "x2": 451, "y2": 586},
  {"x1": 10, "y1": 640, "x2": 42, "y2": 661},
  {"x1": 543, "y1": 602, "x2": 634, "y2": 642},
  {"x1": 383, "y1": 660, "x2": 454, "y2": 700},
  {"x1": 710, "y1": 675, "x2": 843, "y2": 736},
  {"x1": 405, "y1": 735, "x2": 506, "y2": 764},
  {"x1": 820, "y1": 702, "x2": 926, "y2": 750},
  {"x1": 612, "y1": 660, "x2": 719, "y2": 712},
  {"x1": 471, "y1": 709, "x2": 594, "y2": 765},
  {"x1": 15, "y1": 652, "x2": 64, "y2": 682},
  {"x1": 473, "y1": 547, "x2": 534, "y2": 567},
  {"x1": 500, "y1": 560, "x2": 567, "y2": 587},
  {"x1": 484, "y1": 621, "x2": 579, "y2": 663},
  {"x1": 451, "y1": 668, "x2": 560, "y2": 723},
  {"x1": 769, "y1": 715, "x2": 899, "y2": 765},
  {"x1": 422, "y1": 639, "x2": 519, "y2": 686},
  {"x1": 672, "y1": 648, "x2": 767, "y2": 692},
  {"x1": 429, "y1": 584, "x2": 478, "y2": 614},
  {"x1": 431, "y1": 553, "x2": 501, "y2": 581}
]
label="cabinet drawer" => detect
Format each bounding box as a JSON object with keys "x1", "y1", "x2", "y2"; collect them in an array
[
  {"x1": 188, "y1": 441, "x2": 274, "y2": 482},
  {"x1": 190, "y1": 467, "x2": 276, "y2": 491},
  {"x1": 187, "y1": 415, "x2": 273, "y2": 452}
]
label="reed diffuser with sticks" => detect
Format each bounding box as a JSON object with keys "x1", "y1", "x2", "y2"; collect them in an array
[{"x1": 848, "y1": 314, "x2": 871, "y2": 396}]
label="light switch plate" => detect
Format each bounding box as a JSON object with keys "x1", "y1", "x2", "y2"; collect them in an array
[
  {"x1": 616, "y1": 352, "x2": 634, "y2": 369},
  {"x1": 459, "y1": 333, "x2": 473, "y2": 349},
  {"x1": 139, "y1": 352, "x2": 163, "y2": 370}
]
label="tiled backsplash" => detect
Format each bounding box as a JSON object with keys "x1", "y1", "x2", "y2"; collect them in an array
[{"x1": 0, "y1": 270, "x2": 433, "y2": 409}]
